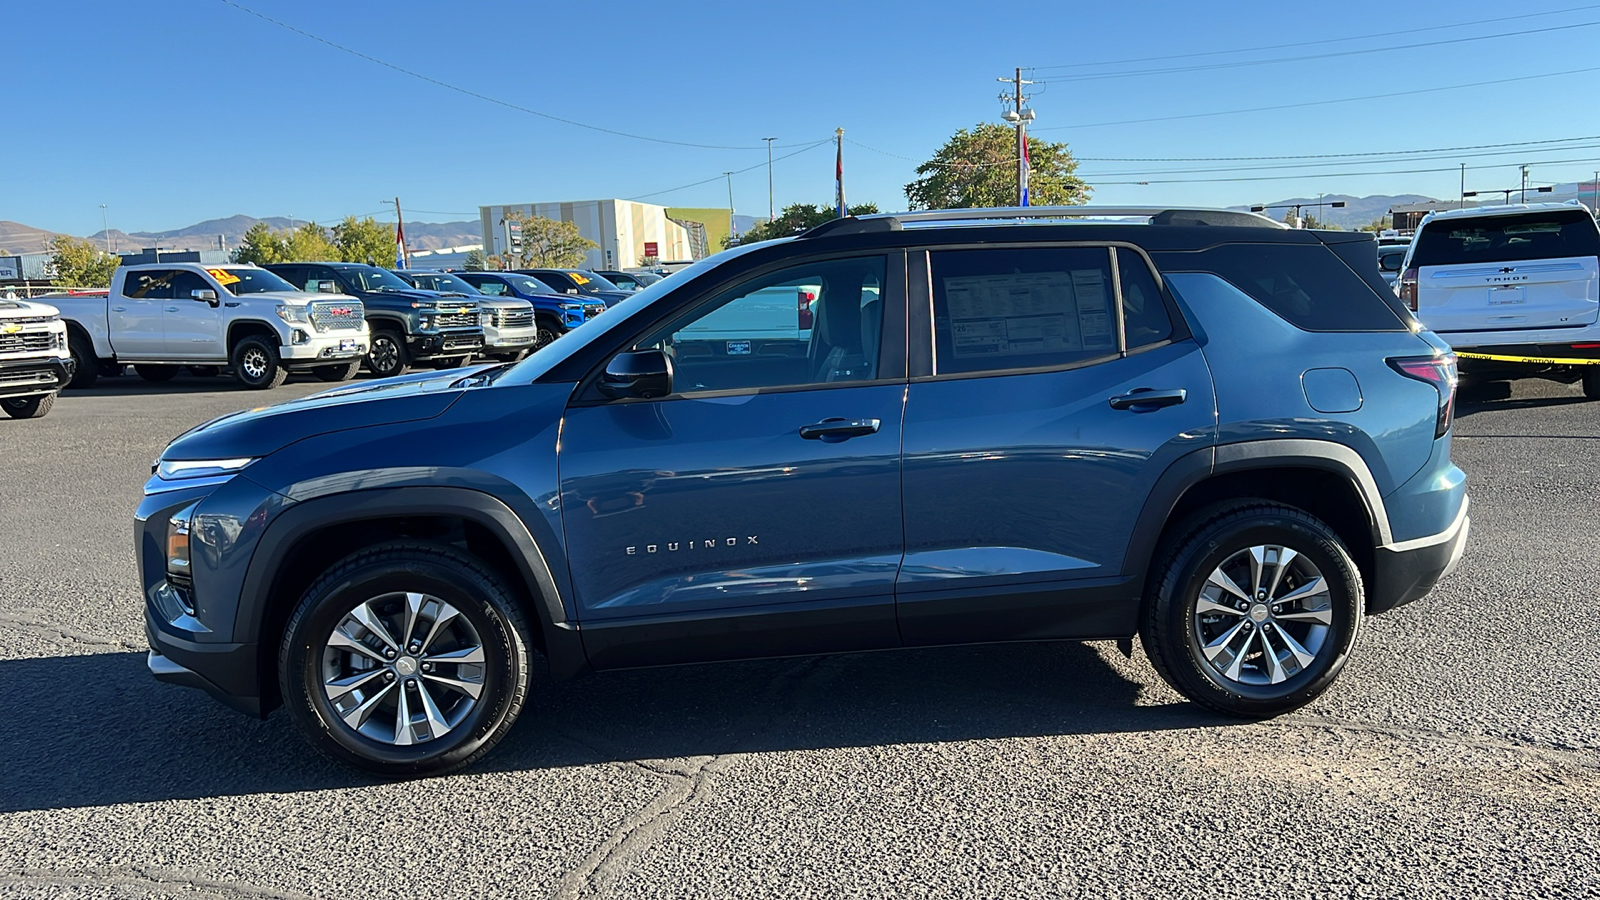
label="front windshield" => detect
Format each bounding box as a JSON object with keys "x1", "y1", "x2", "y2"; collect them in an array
[
  {"x1": 406, "y1": 272, "x2": 479, "y2": 295},
  {"x1": 571, "y1": 271, "x2": 620, "y2": 292},
  {"x1": 211, "y1": 267, "x2": 297, "y2": 296},
  {"x1": 506, "y1": 275, "x2": 558, "y2": 296},
  {"x1": 342, "y1": 266, "x2": 416, "y2": 292}
]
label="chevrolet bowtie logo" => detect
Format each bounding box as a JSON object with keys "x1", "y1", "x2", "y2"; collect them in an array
[
  {"x1": 0, "y1": 324, "x2": 20, "y2": 334},
  {"x1": 1500, "y1": 267, "x2": 1516, "y2": 274}
]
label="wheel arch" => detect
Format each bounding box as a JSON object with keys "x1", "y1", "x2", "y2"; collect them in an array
[
  {"x1": 1124, "y1": 440, "x2": 1391, "y2": 606},
  {"x1": 239, "y1": 486, "x2": 585, "y2": 713},
  {"x1": 226, "y1": 319, "x2": 282, "y2": 352}
]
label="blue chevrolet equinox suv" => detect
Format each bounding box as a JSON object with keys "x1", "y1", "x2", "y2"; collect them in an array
[{"x1": 139, "y1": 207, "x2": 1470, "y2": 775}]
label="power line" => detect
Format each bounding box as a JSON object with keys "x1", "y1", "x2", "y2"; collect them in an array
[
  {"x1": 626, "y1": 140, "x2": 835, "y2": 202},
  {"x1": 1030, "y1": 3, "x2": 1600, "y2": 71},
  {"x1": 1035, "y1": 64, "x2": 1600, "y2": 131},
  {"x1": 1041, "y1": 18, "x2": 1600, "y2": 82},
  {"x1": 1077, "y1": 134, "x2": 1600, "y2": 162},
  {"x1": 1080, "y1": 142, "x2": 1600, "y2": 179},
  {"x1": 214, "y1": 0, "x2": 811, "y2": 152},
  {"x1": 1093, "y1": 154, "x2": 1600, "y2": 186}
]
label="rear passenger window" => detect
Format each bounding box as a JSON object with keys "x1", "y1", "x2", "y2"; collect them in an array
[
  {"x1": 1155, "y1": 243, "x2": 1406, "y2": 333},
  {"x1": 123, "y1": 270, "x2": 178, "y2": 300},
  {"x1": 931, "y1": 247, "x2": 1117, "y2": 375},
  {"x1": 1117, "y1": 249, "x2": 1172, "y2": 349}
]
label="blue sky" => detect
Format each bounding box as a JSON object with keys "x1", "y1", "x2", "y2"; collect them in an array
[{"x1": 14, "y1": 0, "x2": 1600, "y2": 235}]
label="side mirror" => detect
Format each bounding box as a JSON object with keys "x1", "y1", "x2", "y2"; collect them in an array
[
  {"x1": 598, "y1": 348, "x2": 673, "y2": 399},
  {"x1": 191, "y1": 289, "x2": 219, "y2": 307},
  {"x1": 316, "y1": 280, "x2": 340, "y2": 293}
]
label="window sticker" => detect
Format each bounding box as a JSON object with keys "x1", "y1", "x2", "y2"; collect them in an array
[
  {"x1": 944, "y1": 269, "x2": 1114, "y2": 358},
  {"x1": 570, "y1": 273, "x2": 590, "y2": 285},
  {"x1": 206, "y1": 268, "x2": 242, "y2": 286}
]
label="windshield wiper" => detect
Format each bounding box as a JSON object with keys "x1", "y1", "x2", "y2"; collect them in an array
[{"x1": 449, "y1": 362, "x2": 509, "y2": 389}]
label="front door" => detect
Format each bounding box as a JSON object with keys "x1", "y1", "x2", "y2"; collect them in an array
[
  {"x1": 559, "y1": 253, "x2": 908, "y2": 669},
  {"x1": 114, "y1": 268, "x2": 175, "y2": 357},
  {"x1": 162, "y1": 270, "x2": 225, "y2": 360},
  {"x1": 897, "y1": 245, "x2": 1218, "y2": 645}
]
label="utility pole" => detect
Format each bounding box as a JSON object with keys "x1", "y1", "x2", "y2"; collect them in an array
[
  {"x1": 723, "y1": 173, "x2": 736, "y2": 239},
  {"x1": 1520, "y1": 164, "x2": 1530, "y2": 203},
  {"x1": 997, "y1": 68, "x2": 1037, "y2": 206},
  {"x1": 1592, "y1": 170, "x2": 1598, "y2": 212},
  {"x1": 1460, "y1": 163, "x2": 1467, "y2": 209},
  {"x1": 763, "y1": 137, "x2": 777, "y2": 222}
]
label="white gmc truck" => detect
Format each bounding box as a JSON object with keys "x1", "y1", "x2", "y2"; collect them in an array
[
  {"x1": 53, "y1": 263, "x2": 369, "y2": 390},
  {"x1": 0, "y1": 296, "x2": 73, "y2": 418}
]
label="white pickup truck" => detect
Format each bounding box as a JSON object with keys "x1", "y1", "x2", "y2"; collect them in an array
[
  {"x1": 0, "y1": 296, "x2": 73, "y2": 418},
  {"x1": 54, "y1": 263, "x2": 370, "y2": 390}
]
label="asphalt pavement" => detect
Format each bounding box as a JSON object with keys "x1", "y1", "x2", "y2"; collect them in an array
[{"x1": 1, "y1": 371, "x2": 1596, "y2": 899}]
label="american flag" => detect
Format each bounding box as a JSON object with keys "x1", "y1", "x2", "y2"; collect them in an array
[
  {"x1": 394, "y1": 220, "x2": 408, "y2": 269},
  {"x1": 1021, "y1": 136, "x2": 1031, "y2": 208}
]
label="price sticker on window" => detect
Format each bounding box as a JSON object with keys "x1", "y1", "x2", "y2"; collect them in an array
[{"x1": 206, "y1": 268, "x2": 242, "y2": 286}]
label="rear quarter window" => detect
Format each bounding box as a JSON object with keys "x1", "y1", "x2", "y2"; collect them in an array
[
  {"x1": 1152, "y1": 243, "x2": 1407, "y2": 332},
  {"x1": 1412, "y1": 209, "x2": 1600, "y2": 266}
]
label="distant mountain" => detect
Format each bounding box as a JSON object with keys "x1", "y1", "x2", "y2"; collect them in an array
[
  {"x1": 0, "y1": 221, "x2": 65, "y2": 255},
  {"x1": 74, "y1": 214, "x2": 481, "y2": 255},
  {"x1": 1228, "y1": 194, "x2": 1432, "y2": 229},
  {"x1": 732, "y1": 214, "x2": 762, "y2": 234}
]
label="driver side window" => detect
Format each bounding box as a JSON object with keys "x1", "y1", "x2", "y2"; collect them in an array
[{"x1": 642, "y1": 255, "x2": 887, "y2": 395}]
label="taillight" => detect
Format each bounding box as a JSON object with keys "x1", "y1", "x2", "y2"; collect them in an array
[
  {"x1": 1398, "y1": 267, "x2": 1419, "y2": 310},
  {"x1": 797, "y1": 289, "x2": 815, "y2": 330},
  {"x1": 1389, "y1": 353, "x2": 1457, "y2": 439}
]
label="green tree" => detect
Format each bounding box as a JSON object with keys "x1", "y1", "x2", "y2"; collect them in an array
[
  {"x1": 46, "y1": 235, "x2": 120, "y2": 287},
  {"x1": 722, "y1": 202, "x2": 881, "y2": 249},
  {"x1": 283, "y1": 222, "x2": 338, "y2": 261},
  {"x1": 462, "y1": 248, "x2": 488, "y2": 270},
  {"x1": 332, "y1": 216, "x2": 396, "y2": 266},
  {"x1": 233, "y1": 221, "x2": 286, "y2": 265},
  {"x1": 503, "y1": 210, "x2": 596, "y2": 268},
  {"x1": 1358, "y1": 215, "x2": 1393, "y2": 233},
  {"x1": 904, "y1": 124, "x2": 1090, "y2": 210}
]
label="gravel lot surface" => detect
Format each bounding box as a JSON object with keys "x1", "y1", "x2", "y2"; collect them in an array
[{"x1": 2, "y1": 372, "x2": 1597, "y2": 898}]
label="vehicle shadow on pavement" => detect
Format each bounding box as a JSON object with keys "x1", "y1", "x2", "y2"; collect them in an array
[
  {"x1": 2, "y1": 642, "x2": 1222, "y2": 812},
  {"x1": 1454, "y1": 391, "x2": 1590, "y2": 420},
  {"x1": 63, "y1": 374, "x2": 354, "y2": 397}
]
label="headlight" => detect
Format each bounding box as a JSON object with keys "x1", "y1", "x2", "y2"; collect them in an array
[
  {"x1": 167, "y1": 501, "x2": 199, "y2": 583},
  {"x1": 275, "y1": 305, "x2": 310, "y2": 324},
  {"x1": 481, "y1": 312, "x2": 495, "y2": 326},
  {"x1": 156, "y1": 457, "x2": 256, "y2": 480},
  {"x1": 559, "y1": 302, "x2": 583, "y2": 311},
  {"x1": 419, "y1": 315, "x2": 436, "y2": 330}
]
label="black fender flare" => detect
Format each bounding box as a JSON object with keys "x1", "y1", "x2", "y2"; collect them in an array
[
  {"x1": 236, "y1": 485, "x2": 587, "y2": 680},
  {"x1": 1120, "y1": 439, "x2": 1391, "y2": 587}
]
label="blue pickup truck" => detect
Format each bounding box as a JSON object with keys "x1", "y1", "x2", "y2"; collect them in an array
[{"x1": 454, "y1": 271, "x2": 605, "y2": 351}]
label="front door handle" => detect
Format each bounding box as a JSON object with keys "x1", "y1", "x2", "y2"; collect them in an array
[
  {"x1": 799, "y1": 417, "x2": 881, "y2": 442},
  {"x1": 1109, "y1": 388, "x2": 1187, "y2": 411},
  {"x1": 111, "y1": 306, "x2": 126, "y2": 312},
  {"x1": 164, "y1": 306, "x2": 180, "y2": 312}
]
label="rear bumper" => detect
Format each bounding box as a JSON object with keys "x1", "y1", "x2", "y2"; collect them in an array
[
  {"x1": 0, "y1": 355, "x2": 73, "y2": 399},
  {"x1": 1370, "y1": 496, "x2": 1471, "y2": 615}
]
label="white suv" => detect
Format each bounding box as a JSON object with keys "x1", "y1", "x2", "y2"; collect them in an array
[{"x1": 1399, "y1": 201, "x2": 1600, "y2": 398}]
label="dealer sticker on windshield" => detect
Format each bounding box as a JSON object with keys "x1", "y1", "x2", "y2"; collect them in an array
[{"x1": 206, "y1": 268, "x2": 241, "y2": 286}]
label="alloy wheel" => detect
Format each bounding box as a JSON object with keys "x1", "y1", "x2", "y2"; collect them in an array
[
  {"x1": 241, "y1": 348, "x2": 269, "y2": 381},
  {"x1": 320, "y1": 591, "x2": 487, "y2": 746},
  {"x1": 370, "y1": 337, "x2": 399, "y2": 373},
  {"x1": 1192, "y1": 544, "x2": 1333, "y2": 687}
]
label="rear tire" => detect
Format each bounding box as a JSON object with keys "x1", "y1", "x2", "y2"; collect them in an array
[
  {"x1": 278, "y1": 540, "x2": 532, "y2": 777},
  {"x1": 1, "y1": 394, "x2": 55, "y2": 419},
  {"x1": 1583, "y1": 368, "x2": 1600, "y2": 400},
  {"x1": 367, "y1": 329, "x2": 409, "y2": 379},
  {"x1": 135, "y1": 364, "x2": 178, "y2": 382},
  {"x1": 314, "y1": 360, "x2": 362, "y2": 382},
  {"x1": 67, "y1": 333, "x2": 99, "y2": 389},
  {"x1": 231, "y1": 336, "x2": 288, "y2": 390},
  {"x1": 1141, "y1": 501, "x2": 1363, "y2": 719}
]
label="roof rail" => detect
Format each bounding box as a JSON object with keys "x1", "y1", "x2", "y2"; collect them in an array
[{"x1": 799, "y1": 206, "x2": 1285, "y2": 236}]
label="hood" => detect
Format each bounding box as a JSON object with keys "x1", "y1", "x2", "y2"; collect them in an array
[
  {"x1": 363, "y1": 287, "x2": 476, "y2": 308},
  {"x1": 246, "y1": 290, "x2": 361, "y2": 306},
  {"x1": 474, "y1": 297, "x2": 532, "y2": 311},
  {"x1": 161, "y1": 365, "x2": 497, "y2": 462},
  {"x1": 0, "y1": 299, "x2": 59, "y2": 317}
]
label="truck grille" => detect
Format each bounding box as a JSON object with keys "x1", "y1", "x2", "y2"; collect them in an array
[
  {"x1": 0, "y1": 332, "x2": 52, "y2": 354},
  {"x1": 435, "y1": 312, "x2": 479, "y2": 329},
  {"x1": 309, "y1": 302, "x2": 365, "y2": 331},
  {"x1": 0, "y1": 368, "x2": 58, "y2": 387},
  {"x1": 494, "y1": 310, "x2": 534, "y2": 329},
  {"x1": 584, "y1": 305, "x2": 604, "y2": 320}
]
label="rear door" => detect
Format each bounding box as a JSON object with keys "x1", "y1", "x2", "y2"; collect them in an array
[
  {"x1": 896, "y1": 245, "x2": 1217, "y2": 645},
  {"x1": 114, "y1": 269, "x2": 175, "y2": 356},
  {"x1": 1411, "y1": 208, "x2": 1600, "y2": 334}
]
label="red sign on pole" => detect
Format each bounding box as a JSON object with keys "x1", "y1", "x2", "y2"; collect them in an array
[{"x1": 643, "y1": 241, "x2": 659, "y2": 258}]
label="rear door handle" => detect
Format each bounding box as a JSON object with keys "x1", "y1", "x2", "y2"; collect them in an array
[
  {"x1": 799, "y1": 418, "x2": 881, "y2": 441},
  {"x1": 1109, "y1": 388, "x2": 1187, "y2": 411}
]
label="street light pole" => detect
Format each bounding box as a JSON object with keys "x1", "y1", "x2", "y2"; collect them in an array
[
  {"x1": 763, "y1": 137, "x2": 776, "y2": 222},
  {"x1": 723, "y1": 172, "x2": 736, "y2": 240},
  {"x1": 99, "y1": 204, "x2": 113, "y2": 254},
  {"x1": 1520, "y1": 164, "x2": 1530, "y2": 203}
]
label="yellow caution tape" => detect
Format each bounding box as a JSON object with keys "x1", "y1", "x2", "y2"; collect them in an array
[{"x1": 1457, "y1": 350, "x2": 1600, "y2": 366}]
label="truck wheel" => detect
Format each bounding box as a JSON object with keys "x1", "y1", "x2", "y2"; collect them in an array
[
  {"x1": 232, "y1": 336, "x2": 288, "y2": 390},
  {"x1": 135, "y1": 365, "x2": 178, "y2": 382},
  {"x1": 67, "y1": 333, "x2": 99, "y2": 389},
  {"x1": 1140, "y1": 501, "x2": 1362, "y2": 719},
  {"x1": 1583, "y1": 368, "x2": 1600, "y2": 400},
  {"x1": 314, "y1": 360, "x2": 362, "y2": 382},
  {"x1": 1, "y1": 394, "x2": 55, "y2": 419},
  {"x1": 278, "y1": 540, "x2": 532, "y2": 777},
  {"x1": 533, "y1": 319, "x2": 565, "y2": 352},
  {"x1": 367, "y1": 330, "x2": 408, "y2": 379}
]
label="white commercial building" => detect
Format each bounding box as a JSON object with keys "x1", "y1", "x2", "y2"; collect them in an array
[{"x1": 479, "y1": 199, "x2": 695, "y2": 270}]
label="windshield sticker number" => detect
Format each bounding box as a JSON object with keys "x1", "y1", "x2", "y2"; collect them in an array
[
  {"x1": 570, "y1": 273, "x2": 590, "y2": 285},
  {"x1": 206, "y1": 268, "x2": 242, "y2": 286}
]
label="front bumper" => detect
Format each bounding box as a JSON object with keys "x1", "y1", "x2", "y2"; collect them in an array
[
  {"x1": 146, "y1": 612, "x2": 262, "y2": 717},
  {"x1": 485, "y1": 325, "x2": 539, "y2": 349},
  {"x1": 1370, "y1": 496, "x2": 1471, "y2": 615},
  {"x1": 408, "y1": 330, "x2": 484, "y2": 360},
  {"x1": 280, "y1": 332, "x2": 368, "y2": 367},
  {"x1": 0, "y1": 355, "x2": 74, "y2": 399}
]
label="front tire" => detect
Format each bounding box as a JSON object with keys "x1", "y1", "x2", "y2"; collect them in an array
[
  {"x1": 1583, "y1": 368, "x2": 1600, "y2": 400},
  {"x1": 279, "y1": 541, "x2": 532, "y2": 777},
  {"x1": 1141, "y1": 501, "x2": 1362, "y2": 718},
  {"x1": 367, "y1": 330, "x2": 409, "y2": 379},
  {"x1": 1, "y1": 394, "x2": 55, "y2": 419},
  {"x1": 533, "y1": 319, "x2": 565, "y2": 352},
  {"x1": 314, "y1": 360, "x2": 362, "y2": 382},
  {"x1": 231, "y1": 336, "x2": 288, "y2": 390},
  {"x1": 67, "y1": 333, "x2": 99, "y2": 389}
]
